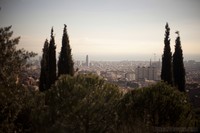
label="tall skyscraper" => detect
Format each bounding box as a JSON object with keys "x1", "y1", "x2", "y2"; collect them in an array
[{"x1": 86, "y1": 55, "x2": 89, "y2": 67}]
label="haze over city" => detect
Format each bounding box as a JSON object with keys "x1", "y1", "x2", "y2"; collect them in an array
[
  {"x1": 1, "y1": 1, "x2": 200, "y2": 132},
  {"x1": 1, "y1": 0, "x2": 200, "y2": 61}
]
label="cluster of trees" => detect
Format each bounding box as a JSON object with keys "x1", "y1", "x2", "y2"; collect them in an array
[
  {"x1": 161, "y1": 23, "x2": 186, "y2": 92},
  {"x1": 0, "y1": 25, "x2": 199, "y2": 132},
  {"x1": 39, "y1": 24, "x2": 74, "y2": 92},
  {"x1": 1, "y1": 75, "x2": 196, "y2": 132},
  {"x1": 37, "y1": 75, "x2": 197, "y2": 133},
  {"x1": 0, "y1": 26, "x2": 37, "y2": 132}
]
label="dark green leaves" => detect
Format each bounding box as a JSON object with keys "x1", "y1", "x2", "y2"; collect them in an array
[
  {"x1": 45, "y1": 74, "x2": 122, "y2": 133},
  {"x1": 0, "y1": 26, "x2": 37, "y2": 87}
]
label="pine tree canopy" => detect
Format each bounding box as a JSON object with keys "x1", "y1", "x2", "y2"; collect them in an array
[{"x1": 0, "y1": 26, "x2": 36, "y2": 86}]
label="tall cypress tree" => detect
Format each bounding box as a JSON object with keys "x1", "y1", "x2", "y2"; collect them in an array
[
  {"x1": 173, "y1": 31, "x2": 185, "y2": 92},
  {"x1": 58, "y1": 24, "x2": 74, "y2": 77},
  {"x1": 161, "y1": 23, "x2": 173, "y2": 85},
  {"x1": 48, "y1": 28, "x2": 57, "y2": 89},
  {"x1": 39, "y1": 39, "x2": 49, "y2": 91}
]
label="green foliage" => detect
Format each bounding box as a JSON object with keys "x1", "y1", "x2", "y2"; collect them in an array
[
  {"x1": 194, "y1": 108, "x2": 200, "y2": 127},
  {"x1": 0, "y1": 26, "x2": 36, "y2": 86},
  {"x1": 45, "y1": 74, "x2": 122, "y2": 133},
  {"x1": 0, "y1": 25, "x2": 38, "y2": 132},
  {"x1": 1, "y1": 76, "x2": 197, "y2": 132},
  {"x1": 161, "y1": 23, "x2": 173, "y2": 85},
  {"x1": 173, "y1": 33, "x2": 186, "y2": 92},
  {"x1": 117, "y1": 82, "x2": 195, "y2": 132},
  {"x1": 0, "y1": 84, "x2": 45, "y2": 133},
  {"x1": 0, "y1": 84, "x2": 22, "y2": 132},
  {"x1": 58, "y1": 24, "x2": 74, "y2": 77}
]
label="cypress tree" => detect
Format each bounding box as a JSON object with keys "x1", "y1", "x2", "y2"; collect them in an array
[
  {"x1": 161, "y1": 23, "x2": 173, "y2": 85},
  {"x1": 39, "y1": 39, "x2": 49, "y2": 91},
  {"x1": 48, "y1": 28, "x2": 57, "y2": 89},
  {"x1": 58, "y1": 24, "x2": 74, "y2": 77},
  {"x1": 173, "y1": 31, "x2": 185, "y2": 92}
]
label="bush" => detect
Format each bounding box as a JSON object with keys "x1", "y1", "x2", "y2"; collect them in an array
[
  {"x1": 45, "y1": 74, "x2": 122, "y2": 133},
  {"x1": 117, "y1": 82, "x2": 196, "y2": 132},
  {"x1": 0, "y1": 84, "x2": 45, "y2": 133}
]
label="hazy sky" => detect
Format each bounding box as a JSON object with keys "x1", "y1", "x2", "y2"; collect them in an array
[{"x1": 1, "y1": 0, "x2": 200, "y2": 61}]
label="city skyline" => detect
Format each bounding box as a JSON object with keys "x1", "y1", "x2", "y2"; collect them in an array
[{"x1": 1, "y1": 0, "x2": 200, "y2": 61}]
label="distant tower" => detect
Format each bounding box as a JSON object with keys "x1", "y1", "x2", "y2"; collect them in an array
[{"x1": 86, "y1": 55, "x2": 89, "y2": 67}]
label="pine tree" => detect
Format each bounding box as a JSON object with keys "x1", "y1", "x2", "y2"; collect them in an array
[
  {"x1": 173, "y1": 31, "x2": 185, "y2": 92},
  {"x1": 39, "y1": 39, "x2": 49, "y2": 91},
  {"x1": 58, "y1": 24, "x2": 74, "y2": 77},
  {"x1": 48, "y1": 28, "x2": 57, "y2": 89},
  {"x1": 161, "y1": 23, "x2": 173, "y2": 85},
  {"x1": 0, "y1": 26, "x2": 36, "y2": 86}
]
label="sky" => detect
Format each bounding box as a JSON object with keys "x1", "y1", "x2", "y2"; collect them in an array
[{"x1": 0, "y1": 0, "x2": 200, "y2": 61}]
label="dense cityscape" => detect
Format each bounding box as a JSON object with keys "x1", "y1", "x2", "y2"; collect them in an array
[
  {"x1": 24, "y1": 55, "x2": 200, "y2": 87},
  {"x1": 20, "y1": 55, "x2": 200, "y2": 108}
]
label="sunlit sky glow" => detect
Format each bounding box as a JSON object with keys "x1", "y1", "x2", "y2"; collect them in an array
[{"x1": 1, "y1": 0, "x2": 200, "y2": 61}]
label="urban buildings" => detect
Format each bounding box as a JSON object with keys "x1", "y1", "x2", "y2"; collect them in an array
[
  {"x1": 75, "y1": 59, "x2": 161, "y2": 89},
  {"x1": 135, "y1": 59, "x2": 161, "y2": 81},
  {"x1": 23, "y1": 57, "x2": 200, "y2": 93}
]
